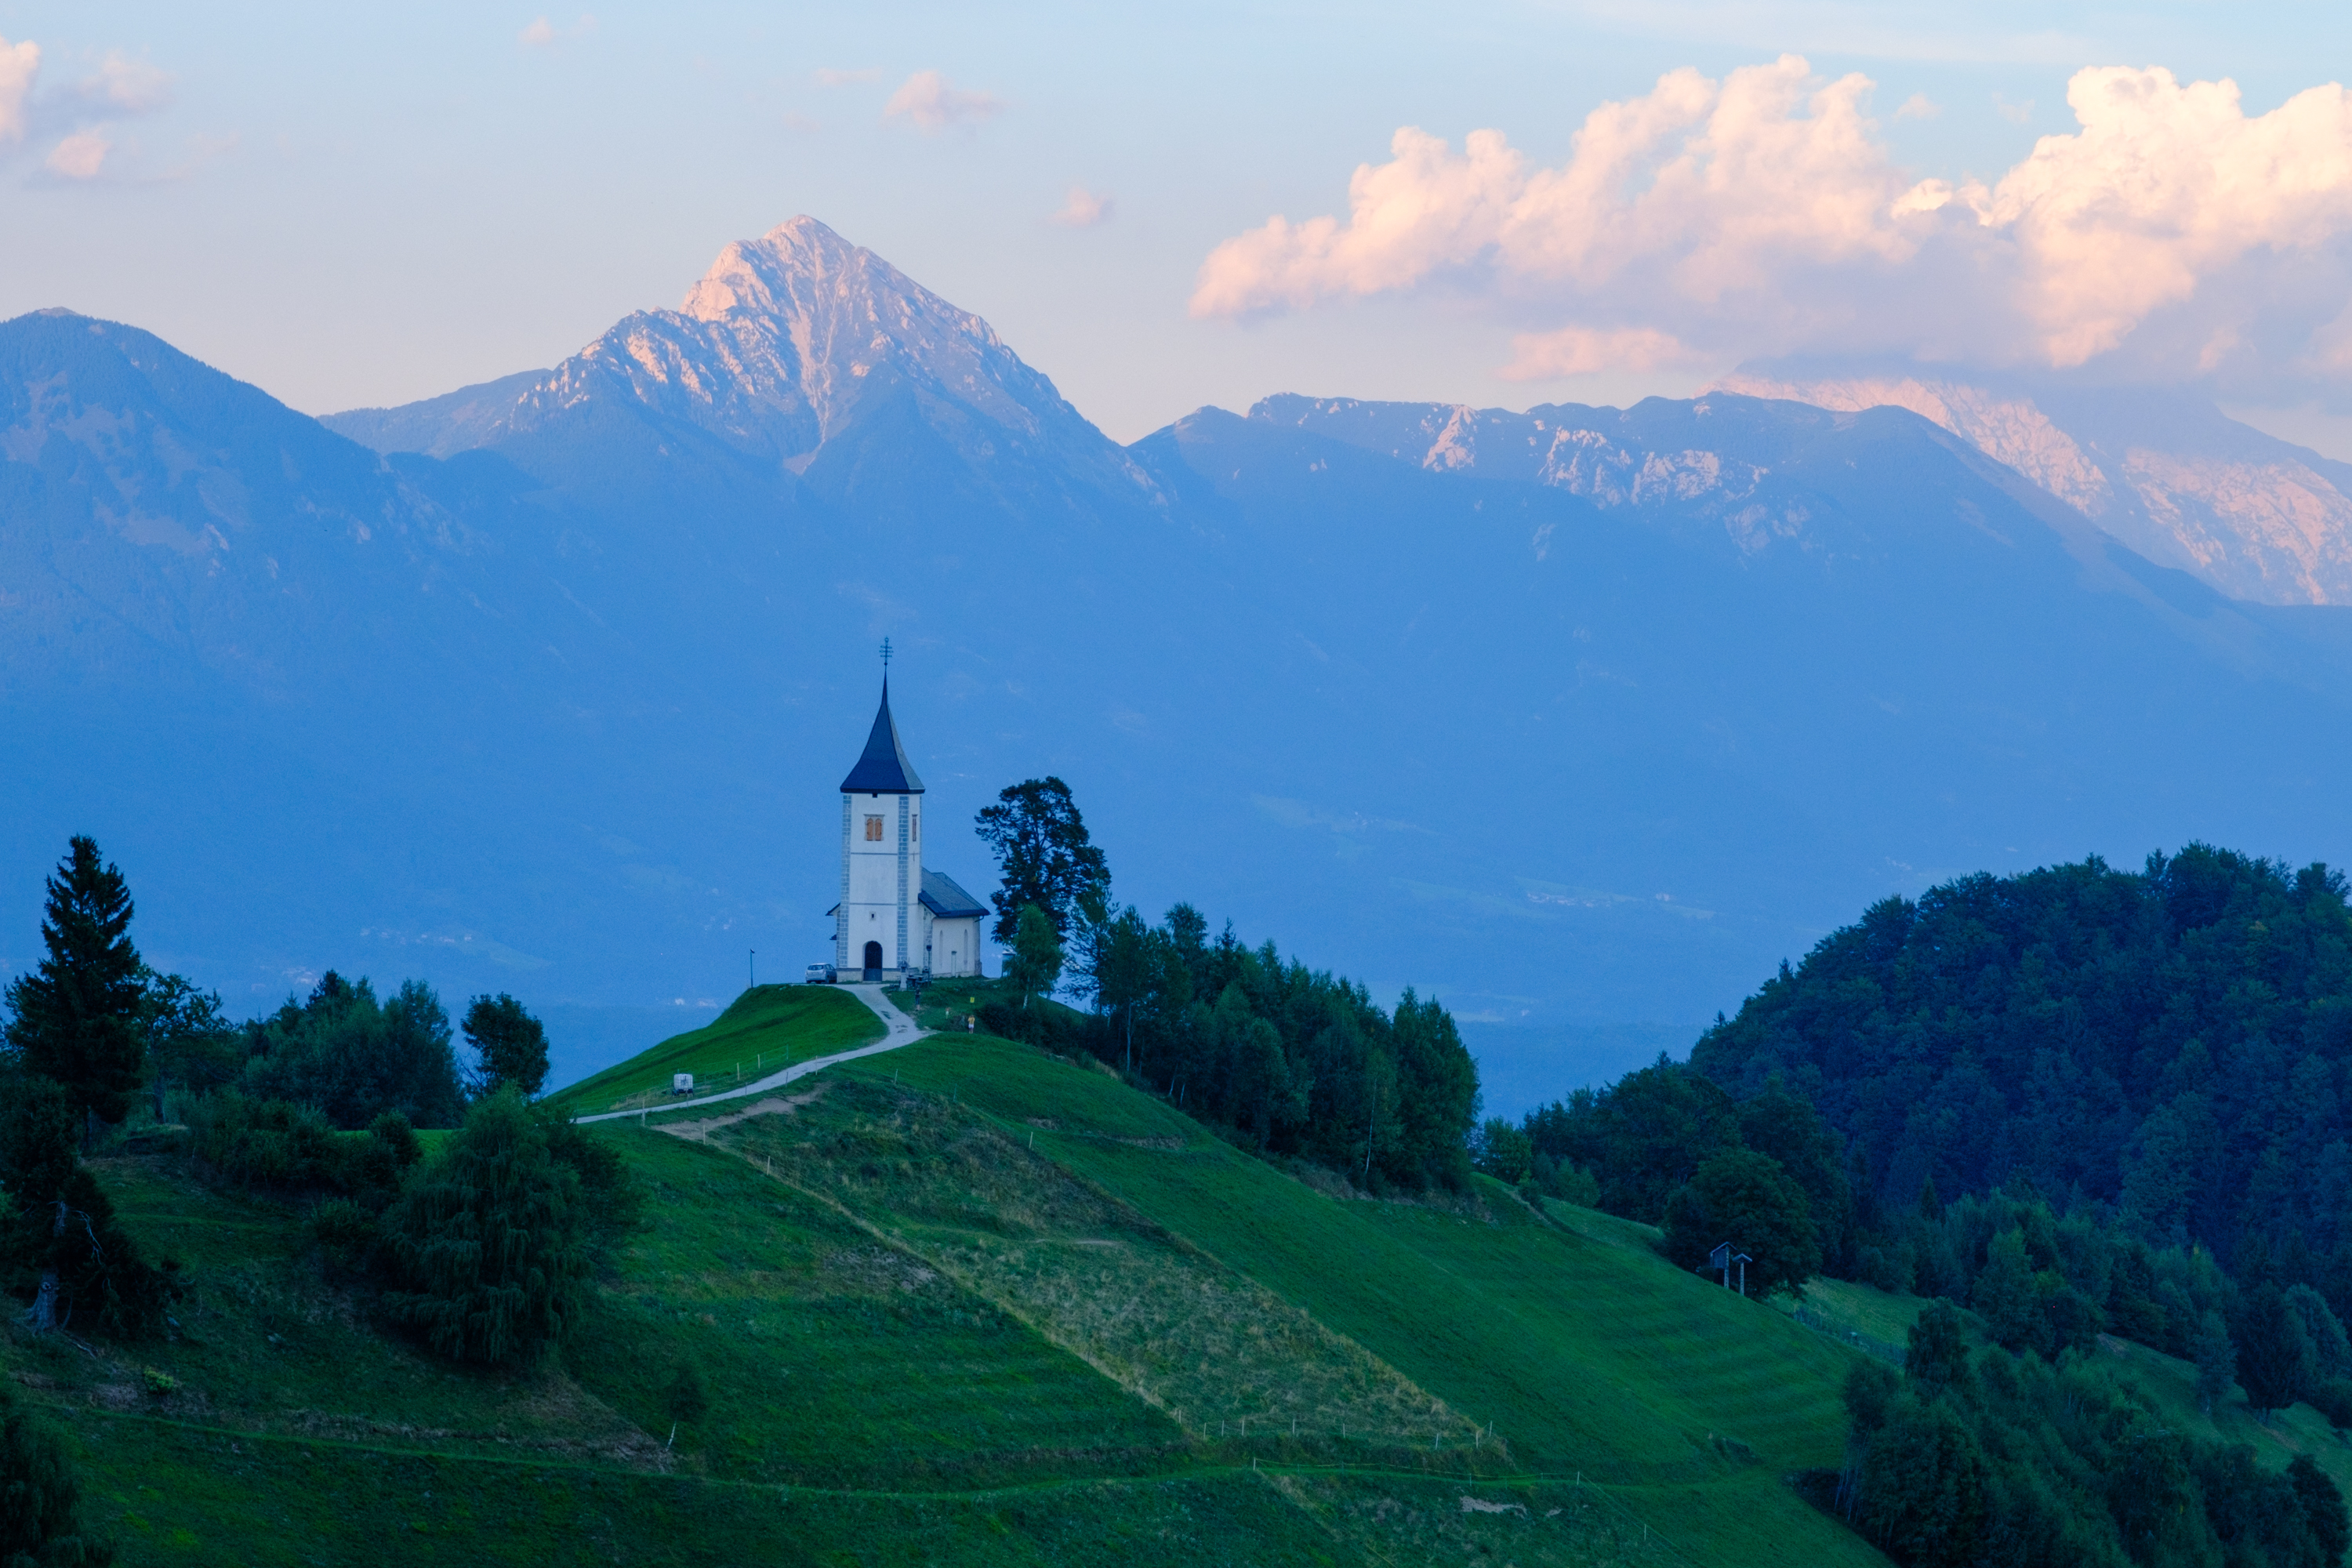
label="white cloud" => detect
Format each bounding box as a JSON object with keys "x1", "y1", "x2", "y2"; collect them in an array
[
  {"x1": 0, "y1": 34, "x2": 38, "y2": 145},
  {"x1": 1191, "y1": 58, "x2": 2352, "y2": 394},
  {"x1": 81, "y1": 52, "x2": 169, "y2": 111},
  {"x1": 815, "y1": 67, "x2": 880, "y2": 86},
  {"x1": 1993, "y1": 91, "x2": 2033, "y2": 124},
  {"x1": 1893, "y1": 92, "x2": 1937, "y2": 120},
  {"x1": 883, "y1": 69, "x2": 1002, "y2": 132},
  {"x1": 45, "y1": 130, "x2": 107, "y2": 180},
  {"x1": 1050, "y1": 185, "x2": 1112, "y2": 228}
]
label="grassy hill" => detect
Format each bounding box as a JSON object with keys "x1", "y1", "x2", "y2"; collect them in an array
[
  {"x1": 544, "y1": 985, "x2": 884, "y2": 1116},
  {"x1": 16, "y1": 985, "x2": 2350, "y2": 1565}
]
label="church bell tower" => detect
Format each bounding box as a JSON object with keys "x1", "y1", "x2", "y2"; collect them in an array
[{"x1": 836, "y1": 675, "x2": 924, "y2": 980}]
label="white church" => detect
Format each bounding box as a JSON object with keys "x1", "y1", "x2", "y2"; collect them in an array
[{"x1": 829, "y1": 679, "x2": 989, "y2": 981}]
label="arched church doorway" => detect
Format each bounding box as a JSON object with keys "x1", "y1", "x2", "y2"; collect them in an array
[{"x1": 862, "y1": 941, "x2": 884, "y2": 979}]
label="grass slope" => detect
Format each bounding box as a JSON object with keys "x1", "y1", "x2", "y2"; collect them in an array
[
  {"x1": 34, "y1": 1000, "x2": 2328, "y2": 1565},
  {"x1": 807, "y1": 1030, "x2": 1879, "y2": 1568},
  {"x1": 544, "y1": 984, "x2": 881, "y2": 1116}
]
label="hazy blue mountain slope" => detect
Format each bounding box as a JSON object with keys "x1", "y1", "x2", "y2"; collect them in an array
[
  {"x1": 13, "y1": 232, "x2": 2352, "y2": 1114},
  {"x1": 1714, "y1": 363, "x2": 2352, "y2": 606},
  {"x1": 325, "y1": 368, "x2": 547, "y2": 459},
  {"x1": 1125, "y1": 396, "x2": 2352, "y2": 1059}
]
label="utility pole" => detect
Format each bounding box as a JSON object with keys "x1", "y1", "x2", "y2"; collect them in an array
[{"x1": 749, "y1": 949, "x2": 756, "y2": 989}]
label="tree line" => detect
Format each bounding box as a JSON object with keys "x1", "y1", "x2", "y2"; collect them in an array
[
  {"x1": 1479, "y1": 840, "x2": 2352, "y2": 1545},
  {"x1": 1832, "y1": 1300, "x2": 2349, "y2": 1566},
  {"x1": 0, "y1": 837, "x2": 622, "y2": 1559},
  {"x1": 975, "y1": 778, "x2": 1480, "y2": 1192}
]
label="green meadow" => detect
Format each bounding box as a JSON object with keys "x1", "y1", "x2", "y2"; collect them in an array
[
  {"x1": 543, "y1": 985, "x2": 883, "y2": 1117},
  {"x1": 20, "y1": 990, "x2": 2351, "y2": 1565}
]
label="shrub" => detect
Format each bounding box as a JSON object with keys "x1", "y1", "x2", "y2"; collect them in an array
[
  {"x1": 0, "y1": 1378, "x2": 112, "y2": 1566},
  {"x1": 307, "y1": 1198, "x2": 379, "y2": 1272},
  {"x1": 1471, "y1": 1117, "x2": 1533, "y2": 1184},
  {"x1": 183, "y1": 1094, "x2": 419, "y2": 1203},
  {"x1": 1663, "y1": 1148, "x2": 1822, "y2": 1297},
  {"x1": 184, "y1": 1094, "x2": 345, "y2": 1192},
  {"x1": 379, "y1": 1089, "x2": 588, "y2": 1366},
  {"x1": 240, "y1": 973, "x2": 464, "y2": 1130},
  {"x1": 0, "y1": 1072, "x2": 170, "y2": 1338},
  {"x1": 539, "y1": 1116, "x2": 642, "y2": 1247},
  {"x1": 663, "y1": 1362, "x2": 710, "y2": 1424}
]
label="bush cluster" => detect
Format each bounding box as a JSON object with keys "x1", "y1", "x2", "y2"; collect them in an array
[
  {"x1": 182, "y1": 1093, "x2": 422, "y2": 1200},
  {"x1": 1833, "y1": 1301, "x2": 2351, "y2": 1568}
]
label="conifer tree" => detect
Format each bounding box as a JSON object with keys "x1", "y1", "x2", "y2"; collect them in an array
[{"x1": 3, "y1": 837, "x2": 147, "y2": 1137}]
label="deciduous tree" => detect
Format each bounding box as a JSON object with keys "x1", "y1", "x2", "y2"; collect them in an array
[
  {"x1": 1005, "y1": 905, "x2": 1064, "y2": 1009},
  {"x1": 975, "y1": 778, "x2": 1109, "y2": 943},
  {"x1": 462, "y1": 993, "x2": 550, "y2": 1098}
]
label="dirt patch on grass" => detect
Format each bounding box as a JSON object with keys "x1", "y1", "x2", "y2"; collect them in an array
[
  {"x1": 720, "y1": 1080, "x2": 1497, "y2": 1460},
  {"x1": 652, "y1": 1081, "x2": 831, "y2": 1141}
]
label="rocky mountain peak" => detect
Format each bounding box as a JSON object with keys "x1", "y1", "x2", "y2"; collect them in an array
[
  {"x1": 1712, "y1": 365, "x2": 2352, "y2": 605},
  {"x1": 328, "y1": 216, "x2": 1149, "y2": 511}
]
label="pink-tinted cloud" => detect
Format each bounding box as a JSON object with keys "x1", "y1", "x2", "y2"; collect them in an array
[
  {"x1": 1050, "y1": 185, "x2": 1112, "y2": 228},
  {"x1": 1191, "y1": 57, "x2": 2352, "y2": 394},
  {"x1": 80, "y1": 52, "x2": 168, "y2": 111},
  {"x1": 45, "y1": 129, "x2": 107, "y2": 180},
  {"x1": 883, "y1": 70, "x2": 1002, "y2": 132},
  {"x1": 519, "y1": 15, "x2": 594, "y2": 48},
  {"x1": 0, "y1": 34, "x2": 38, "y2": 145},
  {"x1": 1500, "y1": 326, "x2": 1699, "y2": 379}
]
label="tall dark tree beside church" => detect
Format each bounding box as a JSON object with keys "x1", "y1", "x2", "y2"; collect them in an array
[
  {"x1": 3, "y1": 837, "x2": 147, "y2": 1134},
  {"x1": 976, "y1": 777, "x2": 1109, "y2": 943},
  {"x1": 462, "y1": 993, "x2": 550, "y2": 1098}
]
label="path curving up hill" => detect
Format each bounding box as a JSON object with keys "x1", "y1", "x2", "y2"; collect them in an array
[{"x1": 569, "y1": 982, "x2": 927, "y2": 1124}]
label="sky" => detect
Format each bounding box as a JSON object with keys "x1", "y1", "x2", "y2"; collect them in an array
[{"x1": 5, "y1": 2, "x2": 2352, "y2": 445}]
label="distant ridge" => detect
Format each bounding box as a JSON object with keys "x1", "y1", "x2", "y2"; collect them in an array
[{"x1": 325, "y1": 368, "x2": 546, "y2": 459}]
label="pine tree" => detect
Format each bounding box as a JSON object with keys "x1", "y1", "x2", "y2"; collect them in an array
[{"x1": 3, "y1": 838, "x2": 147, "y2": 1136}]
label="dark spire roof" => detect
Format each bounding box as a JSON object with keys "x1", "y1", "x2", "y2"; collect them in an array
[{"x1": 839, "y1": 679, "x2": 924, "y2": 793}]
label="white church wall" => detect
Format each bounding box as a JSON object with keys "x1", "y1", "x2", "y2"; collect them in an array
[{"x1": 842, "y1": 789, "x2": 919, "y2": 971}]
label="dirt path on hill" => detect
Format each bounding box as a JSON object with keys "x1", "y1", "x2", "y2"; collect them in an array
[{"x1": 571, "y1": 983, "x2": 929, "y2": 1125}]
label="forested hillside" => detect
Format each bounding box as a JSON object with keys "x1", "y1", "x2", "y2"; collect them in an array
[{"x1": 1691, "y1": 844, "x2": 2352, "y2": 1264}]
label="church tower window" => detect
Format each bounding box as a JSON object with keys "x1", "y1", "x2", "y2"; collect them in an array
[{"x1": 864, "y1": 815, "x2": 884, "y2": 841}]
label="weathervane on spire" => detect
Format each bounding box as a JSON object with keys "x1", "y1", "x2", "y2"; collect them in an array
[{"x1": 880, "y1": 635, "x2": 893, "y2": 673}]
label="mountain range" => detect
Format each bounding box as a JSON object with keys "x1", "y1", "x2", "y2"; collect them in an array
[{"x1": 8, "y1": 215, "x2": 2352, "y2": 1109}]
